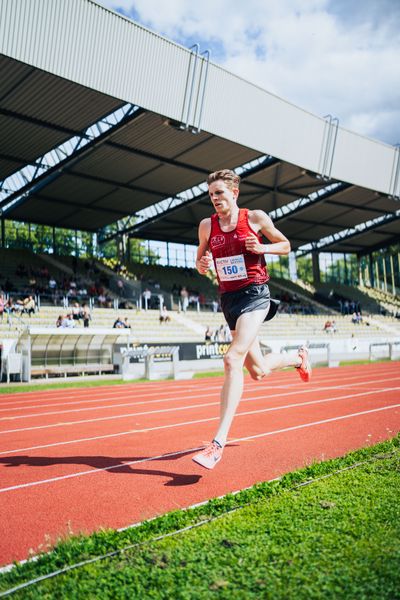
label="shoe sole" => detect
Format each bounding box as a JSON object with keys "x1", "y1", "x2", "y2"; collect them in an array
[{"x1": 192, "y1": 455, "x2": 222, "y2": 470}]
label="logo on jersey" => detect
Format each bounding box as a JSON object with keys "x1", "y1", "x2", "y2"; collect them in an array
[{"x1": 210, "y1": 235, "x2": 225, "y2": 248}]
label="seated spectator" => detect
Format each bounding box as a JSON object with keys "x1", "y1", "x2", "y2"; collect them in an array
[
  {"x1": 323, "y1": 319, "x2": 336, "y2": 334},
  {"x1": 61, "y1": 313, "x2": 75, "y2": 328},
  {"x1": 0, "y1": 293, "x2": 4, "y2": 321},
  {"x1": 21, "y1": 295, "x2": 36, "y2": 317},
  {"x1": 223, "y1": 324, "x2": 233, "y2": 342},
  {"x1": 78, "y1": 285, "x2": 88, "y2": 296},
  {"x1": 205, "y1": 326, "x2": 213, "y2": 341},
  {"x1": 98, "y1": 293, "x2": 107, "y2": 307},
  {"x1": 215, "y1": 325, "x2": 225, "y2": 342},
  {"x1": 212, "y1": 299, "x2": 219, "y2": 313},
  {"x1": 159, "y1": 305, "x2": 171, "y2": 324},
  {"x1": 351, "y1": 312, "x2": 362, "y2": 324},
  {"x1": 56, "y1": 314, "x2": 63, "y2": 328},
  {"x1": 113, "y1": 316, "x2": 126, "y2": 329},
  {"x1": 123, "y1": 317, "x2": 131, "y2": 329}
]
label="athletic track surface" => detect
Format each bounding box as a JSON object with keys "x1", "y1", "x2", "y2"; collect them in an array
[{"x1": 0, "y1": 362, "x2": 399, "y2": 567}]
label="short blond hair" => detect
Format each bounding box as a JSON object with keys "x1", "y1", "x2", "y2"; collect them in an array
[{"x1": 207, "y1": 169, "x2": 240, "y2": 190}]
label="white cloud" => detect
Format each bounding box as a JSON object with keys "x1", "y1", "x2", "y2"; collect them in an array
[{"x1": 99, "y1": 0, "x2": 400, "y2": 144}]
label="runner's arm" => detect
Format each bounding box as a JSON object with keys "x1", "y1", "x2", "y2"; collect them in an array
[
  {"x1": 196, "y1": 218, "x2": 213, "y2": 274},
  {"x1": 246, "y1": 210, "x2": 291, "y2": 255}
]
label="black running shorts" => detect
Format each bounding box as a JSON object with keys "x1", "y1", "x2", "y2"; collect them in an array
[{"x1": 220, "y1": 283, "x2": 280, "y2": 331}]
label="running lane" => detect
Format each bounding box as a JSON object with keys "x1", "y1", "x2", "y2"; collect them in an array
[{"x1": 0, "y1": 362, "x2": 399, "y2": 566}]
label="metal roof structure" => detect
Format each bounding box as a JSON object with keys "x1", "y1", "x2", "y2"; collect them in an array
[{"x1": 1, "y1": 1, "x2": 399, "y2": 256}]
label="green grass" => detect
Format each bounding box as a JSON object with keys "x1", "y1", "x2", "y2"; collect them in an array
[
  {"x1": 1, "y1": 436, "x2": 399, "y2": 599},
  {"x1": 0, "y1": 378, "x2": 148, "y2": 394},
  {"x1": 193, "y1": 370, "x2": 224, "y2": 378}
]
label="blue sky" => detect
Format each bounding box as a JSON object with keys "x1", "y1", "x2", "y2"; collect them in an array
[{"x1": 97, "y1": 0, "x2": 400, "y2": 146}]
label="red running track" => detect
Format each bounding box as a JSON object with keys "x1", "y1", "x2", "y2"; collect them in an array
[{"x1": 0, "y1": 362, "x2": 399, "y2": 567}]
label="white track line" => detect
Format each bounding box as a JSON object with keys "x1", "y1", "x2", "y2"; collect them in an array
[
  {"x1": 2, "y1": 373, "x2": 400, "y2": 421},
  {"x1": 1, "y1": 402, "x2": 399, "y2": 494},
  {"x1": 1, "y1": 364, "x2": 397, "y2": 409},
  {"x1": 1, "y1": 385, "x2": 399, "y2": 456},
  {"x1": 3, "y1": 374, "x2": 400, "y2": 421},
  {"x1": 2, "y1": 378, "x2": 400, "y2": 435}
]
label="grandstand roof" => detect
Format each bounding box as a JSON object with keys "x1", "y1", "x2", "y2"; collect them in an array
[{"x1": 1, "y1": 51, "x2": 399, "y2": 254}]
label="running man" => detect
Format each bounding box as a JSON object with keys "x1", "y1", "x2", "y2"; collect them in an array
[{"x1": 192, "y1": 169, "x2": 311, "y2": 470}]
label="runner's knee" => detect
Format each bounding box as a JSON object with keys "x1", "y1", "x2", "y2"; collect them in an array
[{"x1": 224, "y1": 349, "x2": 245, "y2": 372}]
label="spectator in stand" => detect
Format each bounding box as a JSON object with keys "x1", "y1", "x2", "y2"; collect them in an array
[
  {"x1": 4, "y1": 297, "x2": 14, "y2": 324},
  {"x1": 56, "y1": 314, "x2": 63, "y2": 328},
  {"x1": 82, "y1": 304, "x2": 91, "y2": 328},
  {"x1": 72, "y1": 302, "x2": 82, "y2": 322},
  {"x1": 205, "y1": 326, "x2": 213, "y2": 341},
  {"x1": 117, "y1": 278, "x2": 124, "y2": 295},
  {"x1": 113, "y1": 316, "x2": 126, "y2": 328},
  {"x1": 159, "y1": 305, "x2": 171, "y2": 324},
  {"x1": 61, "y1": 313, "x2": 75, "y2": 328},
  {"x1": 323, "y1": 319, "x2": 333, "y2": 333},
  {"x1": 98, "y1": 292, "x2": 106, "y2": 307},
  {"x1": 180, "y1": 286, "x2": 189, "y2": 312},
  {"x1": 78, "y1": 284, "x2": 88, "y2": 297},
  {"x1": 0, "y1": 293, "x2": 4, "y2": 322},
  {"x1": 224, "y1": 323, "x2": 233, "y2": 342},
  {"x1": 123, "y1": 317, "x2": 131, "y2": 328},
  {"x1": 351, "y1": 312, "x2": 362, "y2": 324},
  {"x1": 21, "y1": 295, "x2": 36, "y2": 317},
  {"x1": 215, "y1": 325, "x2": 226, "y2": 342},
  {"x1": 142, "y1": 288, "x2": 152, "y2": 310}
]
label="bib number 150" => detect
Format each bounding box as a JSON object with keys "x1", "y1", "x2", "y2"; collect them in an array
[{"x1": 222, "y1": 265, "x2": 238, "y2": 275}]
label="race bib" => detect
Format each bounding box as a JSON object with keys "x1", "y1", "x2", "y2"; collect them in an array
[{"x1": 215, "y1": 254, "x2": 247, "y2": 281}]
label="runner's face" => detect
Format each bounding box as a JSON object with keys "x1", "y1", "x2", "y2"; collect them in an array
[{"x1": 208, "y1": 180, "x2": 238, "y2": 215}]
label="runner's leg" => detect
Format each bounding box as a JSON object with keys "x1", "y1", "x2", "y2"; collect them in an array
[
  {"x1": 214, "y1": 309, "x2": 268, "y2": 446},
  {"x1": 245, "y1": 338, "x2": 304, "y2": 380}
]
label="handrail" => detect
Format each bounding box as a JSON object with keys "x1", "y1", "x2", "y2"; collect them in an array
[
  {"x1": 181, "y1": 44, "x2": 200, "y2": 130},
  {"x1": 319, "y1": 115, "x2": 339, "y2": 180},
  {"x1": 192, "y1": 49, "x2": 211, "y2": 133},
  {"x1": 389, "y1": 145, "x2": 400, "y2": 199}
]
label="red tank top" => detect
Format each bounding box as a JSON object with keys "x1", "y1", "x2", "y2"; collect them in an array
[{"x1": 209, "y1": 208, "x2": 269, "y2": 293}]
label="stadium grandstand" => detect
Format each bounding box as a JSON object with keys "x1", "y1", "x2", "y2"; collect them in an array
[{"x1": 0, "y1": 0, "x2": 399, "y2": 382}]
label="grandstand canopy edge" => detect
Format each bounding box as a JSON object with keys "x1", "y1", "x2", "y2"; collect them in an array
[{"x1": 1, "y1": 53, "x2": 399, "y2": 254}]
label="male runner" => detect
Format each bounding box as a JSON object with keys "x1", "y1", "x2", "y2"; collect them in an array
[{"x1": 192, "y1": 169, "x2": 311, "y2": 469}]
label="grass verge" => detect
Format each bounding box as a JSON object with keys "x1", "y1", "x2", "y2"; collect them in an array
[
  {"x1": 1, "y1": 435, "x2": 399, "y2": 598},
  {"x1": 0, "y1": 378, "x2": 148, "y2": 395}
]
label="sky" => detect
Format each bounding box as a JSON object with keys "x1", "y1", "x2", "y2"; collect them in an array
[{"x1": 97, "y1": 0, "x2": 400, "y2": 146}]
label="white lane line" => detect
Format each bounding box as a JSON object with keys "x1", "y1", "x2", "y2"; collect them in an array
[
  {"x1": 0, "y1": 379, "x2": 216, "y2": 409},
  {"x1": 4, "y1": 374, "x2": 400, "y2": 421},
  {"x1": 0, "y1": 382, "x2": 221, "y2": 410},
  {"x1": 1, "y1": 385, "x2": 398, "y2": 456},
  {"x1": 1, "y1": 365, "x2": 397, "y2": 410},
  {"x1": 2, "y1": 378, "x2": 400, "y2": 436},
  {"x1": 1, "y1": 402, "x2": 399, "y2": 493}
]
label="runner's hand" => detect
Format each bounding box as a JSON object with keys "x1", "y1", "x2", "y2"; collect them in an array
[
  {"x1": 197, "y1": 250, "x2": 213, "y2": 274},
  {"x1": 245, "y1": 235, "x2": 265, "y2": 254}
]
